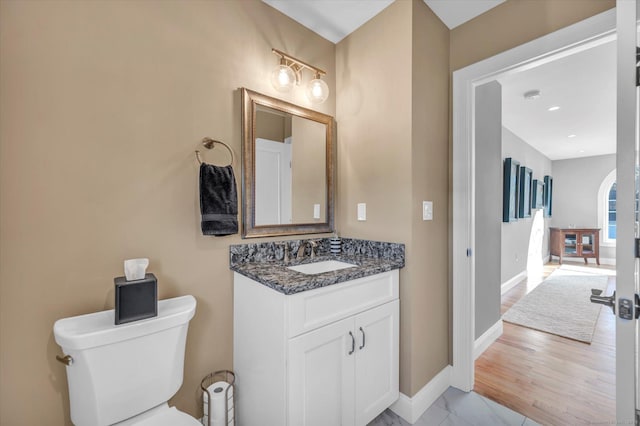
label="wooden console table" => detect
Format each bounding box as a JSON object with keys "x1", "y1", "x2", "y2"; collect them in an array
[{"x1": 550, "y1": 227, "x2": 600, "y2": 265}]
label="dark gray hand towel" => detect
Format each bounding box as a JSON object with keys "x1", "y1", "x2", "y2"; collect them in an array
[{"x1": 199, "y1": 163, "x2": 238, "y2": 236}]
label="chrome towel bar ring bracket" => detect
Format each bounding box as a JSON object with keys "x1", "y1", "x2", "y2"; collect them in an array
[{"x1": 195, "y1": 137, "x2": 234, "y2": 167}]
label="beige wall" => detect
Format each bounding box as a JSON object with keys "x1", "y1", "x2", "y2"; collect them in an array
[
  {"x1": 336, "y1": 0, "x2": 450, "y2": 396},
  {"x1": 255, "y1": 109, "x2": 287, "y2": 142},
  {"x1": 450, "y1": 0, "x2": 615, "y2": 71},
  {"x1": 0, "y1": 1, "x2": 335, "y2": 424},
  {"x1": 409, "y1": 0, "x2": 450, "y2": 396}
]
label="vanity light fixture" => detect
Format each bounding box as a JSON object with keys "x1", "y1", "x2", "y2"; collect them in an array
[
  {"x1": 306, "y1": 72, "x2": 329, "y2": 104},
  {"x1": 271, "y1": 56, "x2": 296, "y2": 93},
  {"x1": 271, "y1": 48, "x2": 329, "y2": 104}
]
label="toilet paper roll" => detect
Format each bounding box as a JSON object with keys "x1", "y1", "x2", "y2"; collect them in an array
[{"x1": 203, "y1": 381, "x2": 234, "y2": 426}]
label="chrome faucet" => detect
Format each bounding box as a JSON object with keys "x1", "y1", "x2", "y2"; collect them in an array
[
  {"x1": 280, "y1": 243, "x2": 290, "y2": 263},
  {"x1": 296, "y1": 240, "x2": 319, "y2": 260},
  {"x1": 309, "y1": 240, "x2": 318, "y2": 259},
  {"x1": 296, "y1": 241, "x2": 309, "y2": 259}
]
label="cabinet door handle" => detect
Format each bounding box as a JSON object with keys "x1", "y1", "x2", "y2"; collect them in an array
[
  {"x1": 359, "y1": 327, "x2": 365, "y2": 350},
  {"x1": 348, "y1": 331, "x2": 355, "y2": 355}
]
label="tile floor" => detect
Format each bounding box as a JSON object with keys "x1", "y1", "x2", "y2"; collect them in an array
[{"x1": 368, "y1": 387, "x2": 540, "y2": 426}]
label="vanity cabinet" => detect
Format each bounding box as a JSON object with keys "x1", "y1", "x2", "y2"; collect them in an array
[
  {"x1": 233, "y1": 270, "x2": 399, "y2": 426},
  {"x1": 289, "y1": 301, "x2": 398, "y2": 426}
]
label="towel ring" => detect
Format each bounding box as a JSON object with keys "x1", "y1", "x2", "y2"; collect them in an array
[{"x1": 195, "y1": 137, "x2": 234, "y2": 166}]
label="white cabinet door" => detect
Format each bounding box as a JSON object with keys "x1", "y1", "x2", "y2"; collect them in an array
[
  {"x1": 288, "y1": 316, "x2": 356, "y2": 426},
  {"x1": 354, "y1": 301, "x2": 399, "y2": 426}
]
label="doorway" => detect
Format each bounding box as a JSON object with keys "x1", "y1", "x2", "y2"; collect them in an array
[
  {"x1": 451, "y1": 4, "x2": 618, "y2": 402},
  {"x1": 470, "y1": 29, "x2": 616, "y2": 422}
]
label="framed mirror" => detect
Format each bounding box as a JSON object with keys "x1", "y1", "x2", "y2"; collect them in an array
[{"x1": 241, "y1": 88, "x2": 335, "y2": 238}]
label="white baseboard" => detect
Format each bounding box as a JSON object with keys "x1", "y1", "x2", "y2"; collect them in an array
[
  {"x1": 560, "y1": 257, "x2": 616, "y2": 266},
  {"x1": 390, "y1": 365, "x2": 451, "y2": 424},
  {"x1": 501, "y1": 270, "x2": 527, "y2": 295},
  {"x1": 474, "y1": 319, "x2": 503, "y2": 360}
]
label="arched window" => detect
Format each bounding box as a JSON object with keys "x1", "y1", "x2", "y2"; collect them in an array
[
  {"x1": 598, "y1": 170, "x2": 616, "y2": 245},
  {"x1": 606, "y1": 182, "x2": 616, "y2": 240}
]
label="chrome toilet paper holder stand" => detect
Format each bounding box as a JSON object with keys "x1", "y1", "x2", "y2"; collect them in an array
[{"x1": 201, "y1": 369, "x2": 235, "y2": 425}]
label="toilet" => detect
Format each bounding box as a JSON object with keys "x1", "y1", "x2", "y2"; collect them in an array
[{"x1": 53, "y1": 295, "x2": 201, "y2": 426}]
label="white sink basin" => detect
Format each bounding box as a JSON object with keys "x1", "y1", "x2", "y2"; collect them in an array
[{"x1": 287, "y1": 260, "x2": 357, "y2": 275}]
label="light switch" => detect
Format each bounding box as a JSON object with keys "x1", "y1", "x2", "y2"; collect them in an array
[
  {"x1": 313, "y1": 204, "x2": 320, "y2": 219},
  {"x1": 357, "y1": 203, "x2": 366, "y2": 221},
  {"x1": 423, "y1": 201, "x2": 433, "y2": 221}
]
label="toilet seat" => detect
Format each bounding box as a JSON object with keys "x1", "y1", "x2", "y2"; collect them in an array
[
  {"x1": 137, "y1": 407, "x2": 201, "y2": 426},
  {"x1": 115, "y1": 404, "x2": 201, "y2": 426}
]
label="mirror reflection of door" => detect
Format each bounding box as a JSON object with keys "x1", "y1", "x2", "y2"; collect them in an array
[
  {"x1": 255, "y1": 138, "x2": 292, "y2": 226},
  {"x1": 254, "y1": 105, "x2": 327, "y2": 225}
]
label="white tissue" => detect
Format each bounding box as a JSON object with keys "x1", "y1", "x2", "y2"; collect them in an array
[{"x1": 124, "y1": 258, "x2": 149, "y2": 281}]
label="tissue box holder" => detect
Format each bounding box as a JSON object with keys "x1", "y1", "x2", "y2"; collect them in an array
[{"x1": 114, "y1": 273, "x2": 158, "y2": 325}]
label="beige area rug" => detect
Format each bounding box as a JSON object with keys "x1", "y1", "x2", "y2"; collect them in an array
[
  {"x1": 502, "y1": 268, "x2": 609, "y2": 343},
  {"x1": 556, "y1": 263, "x2": 617, "y2": 276}
]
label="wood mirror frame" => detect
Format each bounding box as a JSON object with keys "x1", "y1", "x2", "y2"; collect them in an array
[{"x1": 241, "y1": 88, "x2": 335, "y2": 238}]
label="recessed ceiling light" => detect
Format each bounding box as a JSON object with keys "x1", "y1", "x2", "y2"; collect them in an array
[
  {"x1": 568, "y1": 134, "x2": 577, "y2": 138},
  {"x1": 579, "y1": 149, "x2": 585, "y2": 153},
  {"x1": 548, "y1": 106, "x2": 560, "y2": 111},
  {"x1": 523, "y1": 90, "x2": 541, "y2": 100}
]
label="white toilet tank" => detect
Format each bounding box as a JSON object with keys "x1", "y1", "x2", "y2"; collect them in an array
[{"x1": 54, "y1": 295, "x2": 197, "y2": 426}]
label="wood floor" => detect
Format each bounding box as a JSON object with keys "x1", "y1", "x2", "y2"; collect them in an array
[{"x1": 474, "y1": 262, "x2": 616, "y2": 426}]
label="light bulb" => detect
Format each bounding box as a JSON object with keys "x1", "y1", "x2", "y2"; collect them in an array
[
  {"x1": 271, "y1": 64, "x2": 295, "y2": 92},
  {"x1": 306, "y1": 77, "x2": 329, "y2": 104}
]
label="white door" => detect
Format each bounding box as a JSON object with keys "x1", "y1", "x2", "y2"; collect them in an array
[
  {"x1": 354, "y1": 301, "x2": 399, "y2": 426},
  {"x1": 288, "y1": 317, "x2": 356, "y2": 426},
  {"x1": 255, "y1": 138, "x2": 292, "y2": 225},
  {"x1": 614, "y1": 0, "x2": 639, "y2": 422}
]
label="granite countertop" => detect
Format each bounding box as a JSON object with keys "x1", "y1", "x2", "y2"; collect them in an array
[{"x1": 229, "y1": 238, "x2": 405, "y2": 295}]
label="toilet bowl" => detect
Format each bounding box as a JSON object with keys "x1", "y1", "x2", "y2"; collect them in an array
[{"x1": 54, "y1": 295, "x2": 199, "y2": 426}]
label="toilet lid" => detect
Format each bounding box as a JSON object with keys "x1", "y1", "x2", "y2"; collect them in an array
[{"x1": 131, "y1": 406, "x2": 201, "y2": 426}]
